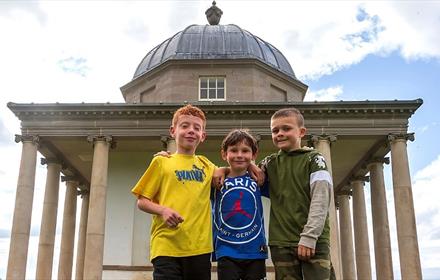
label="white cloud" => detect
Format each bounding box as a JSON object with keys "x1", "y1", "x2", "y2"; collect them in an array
[
  {"x1": 304, "y1": 86, "x2": 343, "y2": 101},
  {"x1": 214, "y1": 1, "x2": 440, "y2": 80},
  {"x1": 413, "y1": 155, "x2": 440, "y2": 269},
  {"x1": 0, "y1": 1, "x2": 47, "y2": 24},
  {"x1": 380, "y1": 2, "x2": 440, "y2": 60}
]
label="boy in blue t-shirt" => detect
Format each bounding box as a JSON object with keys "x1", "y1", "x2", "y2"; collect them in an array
[{"x1": 212, "y1": 129, "x2": 268, "y2": 280}]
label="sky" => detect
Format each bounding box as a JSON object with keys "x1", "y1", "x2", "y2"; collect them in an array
[{"x1": 0, "y1": 0, "x2": 439, "y2": 279}]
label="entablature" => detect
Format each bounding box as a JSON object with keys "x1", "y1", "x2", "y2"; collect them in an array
[{"x1": 8, "y1": 99, "x2": 422, "y2": 138}]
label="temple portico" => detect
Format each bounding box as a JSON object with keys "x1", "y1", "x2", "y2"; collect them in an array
[{"x1": 5, "y1": 101, "x2": 423, "y2": 280}]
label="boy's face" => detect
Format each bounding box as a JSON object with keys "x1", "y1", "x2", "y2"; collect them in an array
[
  {"x1": 170, "y1": 115, "x2": 206, "y2": 154},
  {"x1": 221, "y1": 141, "x2": 256, "y2": 175},
  {"x1": 270, "y1": 116, "x2": 306, "y2": 152}
]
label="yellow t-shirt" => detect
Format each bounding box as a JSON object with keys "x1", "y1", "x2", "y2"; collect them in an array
[{"x1": 131, "y1": 154, "x2": 216, "y2": 260}]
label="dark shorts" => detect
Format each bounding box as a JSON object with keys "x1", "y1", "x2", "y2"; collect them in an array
[
  {"x1": 217, "y1": 257, "x2": 266, "y2": 280},
  {"x1": 152, "y1": 253, "x2": 211, "y2": 280},
  {"x1": 270, "y1": 244, "x2": 332, "y2": 280}
]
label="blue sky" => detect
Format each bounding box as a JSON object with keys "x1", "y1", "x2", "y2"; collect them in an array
[
  {"x1": 306, "y1": 52, "x2": 440, "y2": 172},
  {"x1": 0, "y1": 1, "x2": 439, "y2": 279}
]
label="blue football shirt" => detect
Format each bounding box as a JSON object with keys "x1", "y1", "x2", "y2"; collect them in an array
[{"x1": 212, "y1": 174, "x2": 268, "y2": 260}]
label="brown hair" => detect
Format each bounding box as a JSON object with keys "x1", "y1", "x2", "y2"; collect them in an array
[
  {"x1": 221, "y1": 129, "x2": 258, "y2": 155},
  {"x1": 271, "y1": 107, "x2": 304, "y2": 127},
  {"x1": 172, "y1": 104, "x2": 206, "y2": 128}
]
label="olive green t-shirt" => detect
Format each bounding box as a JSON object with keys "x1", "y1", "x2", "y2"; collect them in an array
[{"x1": 261, "y1": 148, "x2": 331, "y2": 248}]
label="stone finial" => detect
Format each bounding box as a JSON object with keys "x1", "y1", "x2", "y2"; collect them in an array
[{"x1": 205, "y1": 1, "x2": 223, "y2": 25}]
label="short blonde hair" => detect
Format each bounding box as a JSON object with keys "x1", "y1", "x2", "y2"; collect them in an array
[{"x1": 271, "y1": 107, "x2": 304, "y2": 127}]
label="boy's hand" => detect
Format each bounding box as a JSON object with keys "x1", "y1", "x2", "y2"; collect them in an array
[
  {"x1": 248, "y1": 163, "x2": 265, "y2": 186},
  {"x1": 297, "y1": 244, "x2": 315, "y2": 261},
  {"x1": 212, "y1": 167, "x2": 229, "y2": 189},
  {"x1": 154, "y1": 151, "x2": 172, "y2": 157},
  {"x1": 160, "y1": 207, "x2": 184, "y2": 228}
]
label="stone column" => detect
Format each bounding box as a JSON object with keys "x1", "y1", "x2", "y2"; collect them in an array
[
  {"x1": 388, "y1": 133, "x2": 422, "y2": 279},
  {"x1": 83, "y1": 136, "x2": 112, "y2": 280},
  {"x1": 57, "y1": 178, "x2": 78, "y2": 280},
  {"x1": 35, "y1": 158, "x2": 62, "y2": 280},
  {"x1": 75, "y1": 190, "x2": 89, "y2": 280},
  {"x1": 367, "y1": 157, "x2": 394, "y2": 280},
  {"x1": 161, "y1": 135, "x2": 177, "y2": 153},
  {"x1": 338, "y1": 194, "x2": 356, "y2": 280},
  {"x1": 351, "y1": 177, "x2": 372, "y2": 280},
  {"x1": 7, "y1": 135, "x2": 39, "y2": 280},
  {"x1": 311, "y1": 135, "x2": 342, "y2": 280}
]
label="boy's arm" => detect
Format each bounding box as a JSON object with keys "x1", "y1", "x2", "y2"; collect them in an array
[
  {"x1": 137, "y1": 196, "x2": 184, "y2": 228},
  {"x1": 298, "y1": 176, "x2": 332, "y2": 249},
  {"x1": 154, "y1": 151, "x2": 172, "y2": 157},
  {"x1": 212, "y1": 167, "x2": 229, "y2": 189},
  {"x1": 248, "y1": 162, "x2": 265, "y2": 186}
]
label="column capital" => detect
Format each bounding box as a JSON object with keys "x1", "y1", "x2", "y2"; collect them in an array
[
  {"x1": 254, "y1": 134, "x2": 262, "y2": 143},
  {"x1": 78, "y1": 189, "x2": 89, "y2": 198},
  {"x1": 160, "y1": 135, "x2": 172, "y2": 148},
  {"x1": 40, "y1": 157, "x2": 63, "y2": 166},
  {"x1": 366, "y1": 156, "x2": 390, "y2": 167},
  {"x1": 15, "y1": 134, "x2": 39, "y2": 145},
  {"x1": 350, "y1": 175, "x2": 370, "y2": 184},
  {"x1": 309, "y1": 134, "x2": 337, "y2": 146},
  {"x1": 61, "y1": 176, "x2": 80, "y2": 183},
  {"x1": 388, "y1": 133, "x2": 415, "y2": 143},
  {"x1": 336, "y1": 193, "x2": 352, "y2": 204},
  {"x1": 160, "y1": 135, "x2": 170, "y2": 143},
  {"x1": 87, "y1": 135, "x2": 116, "y2": 149}
]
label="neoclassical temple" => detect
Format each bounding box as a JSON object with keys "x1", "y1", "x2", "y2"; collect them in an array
[{"x1": 6, "y1": 3, "x2": 422, "y2": 280}]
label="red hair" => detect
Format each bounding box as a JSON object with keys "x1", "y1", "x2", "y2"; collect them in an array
[{"x1": 172, "y1": 104, "x2": 206, "y2": 128}]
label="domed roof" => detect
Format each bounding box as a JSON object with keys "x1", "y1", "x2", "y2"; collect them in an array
[{"x1": 133, "y1": 24, "x2": 297, "y2": 80}]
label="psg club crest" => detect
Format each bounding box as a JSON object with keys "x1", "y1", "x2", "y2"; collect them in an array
[{"x1": 214, "y1": 184, "x2": 263, "y2": 244}]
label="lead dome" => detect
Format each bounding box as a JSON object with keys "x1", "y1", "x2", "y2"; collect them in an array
[{"x1": 133, "y1": 24, "x2": 296, "y2": 80}]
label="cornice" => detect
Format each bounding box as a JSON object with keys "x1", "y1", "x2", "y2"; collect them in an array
[
  {"x1": 7, "y1": 100, "x2": 422, "y2": 138},
  {"x1": 7, "y1": 99, "x2": 423, "y2": 121}
]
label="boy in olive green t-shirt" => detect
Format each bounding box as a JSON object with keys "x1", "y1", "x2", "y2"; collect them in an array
[{"x1": 259, "y1": 108, "x2": 333, "y2": 280}]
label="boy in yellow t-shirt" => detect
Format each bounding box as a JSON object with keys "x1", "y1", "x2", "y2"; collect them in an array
[{"x1": 132, "y1": 105, "x2": 216, "y2": 280}]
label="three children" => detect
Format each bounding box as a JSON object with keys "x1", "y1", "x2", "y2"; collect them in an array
[{"x1": 132, "y1": 104, "x2": 332, "y2": 280}]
